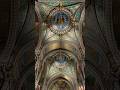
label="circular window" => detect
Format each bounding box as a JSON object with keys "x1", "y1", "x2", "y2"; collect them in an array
[
  {"x1": 47, "y1": 7, "x2": 73, "y2": 34},
  {"x1": 54, "y1": 55, "x2": 67, "y2": 68}
]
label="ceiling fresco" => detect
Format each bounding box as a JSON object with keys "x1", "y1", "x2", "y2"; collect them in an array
[{"x1": 35, "y1": 0, "x2": 85, "y2": 90}]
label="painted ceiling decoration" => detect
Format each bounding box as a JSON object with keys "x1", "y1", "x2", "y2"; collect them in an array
[
  {"x1": 0, "y1": 0, "x2": 120, "y2": 90},
  {"x1": 47, "y1": 6, "x2": 73, "y2": 34},
  {"x1": 35, "y1": 0, "x2": 85, "y2": 90}
]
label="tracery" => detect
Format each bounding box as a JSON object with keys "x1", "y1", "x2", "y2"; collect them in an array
[{"x1": 35, "y1": 0, "x2": 85, "y2": 90}]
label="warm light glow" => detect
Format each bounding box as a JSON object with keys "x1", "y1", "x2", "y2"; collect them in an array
[
  {"x1": 79, "y1": 85, "x2": 85, "y2": 90},
  {"x1": 35, "y1": 0, "x2": 85, "y2": 90},
  {"x1": 35, "y1": 84, "x2": 40, "y2": 90}
]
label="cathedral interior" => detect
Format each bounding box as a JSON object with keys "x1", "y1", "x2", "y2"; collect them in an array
[{"x1": 0, "y1": 0, "x2": 120, "y2": 90}]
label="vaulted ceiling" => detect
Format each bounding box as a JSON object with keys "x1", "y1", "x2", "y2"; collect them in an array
[{"x1": 0, "y1": 0, "x2": 120, "y2": 90}]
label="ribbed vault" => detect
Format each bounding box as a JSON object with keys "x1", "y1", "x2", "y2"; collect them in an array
[{"x1": 35, "y1": 0, "x2": 85, "y2": 90}]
